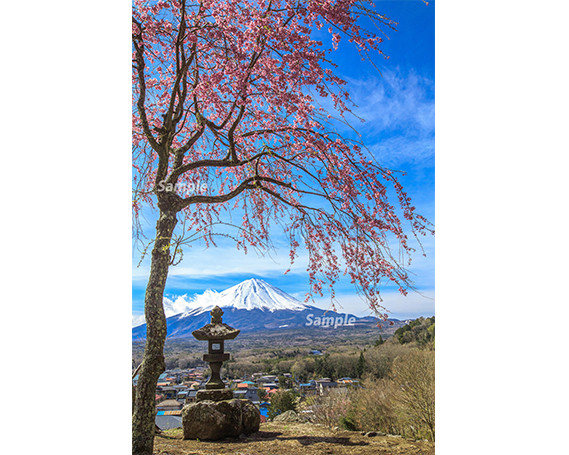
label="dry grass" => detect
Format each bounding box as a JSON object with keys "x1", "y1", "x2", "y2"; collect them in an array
[{"x1": 153, "y1": 422, "x2": 434, "y2": 455}]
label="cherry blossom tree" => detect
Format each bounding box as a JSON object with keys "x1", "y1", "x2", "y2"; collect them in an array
[{"x1": 132, "y1": 0, "x2": 432, "y2": 453}]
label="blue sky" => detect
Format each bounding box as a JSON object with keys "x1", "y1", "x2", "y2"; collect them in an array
[{"x1": 133, "y1": 0, "x2": 435, "y2": 326}]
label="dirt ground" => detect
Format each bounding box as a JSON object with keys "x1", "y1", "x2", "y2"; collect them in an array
[{"x1": 154, "y1": 422, "x2": 434, "y2": 455}]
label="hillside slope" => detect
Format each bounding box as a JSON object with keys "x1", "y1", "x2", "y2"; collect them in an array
[{"x1": 154, "y1": 422, "x2": 434, "y2": 455}]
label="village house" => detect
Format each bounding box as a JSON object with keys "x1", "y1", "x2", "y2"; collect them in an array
[
  {"x1": 337, "y1": 377, "x2": 361, "y2": 388},
  {"x1": 258, "y1": 375, "x2": 278, "y2": 384},
  {"x1": 156, "y1": 372, "x2": 171, "y2": 388},
  {"x1": 315, "y1": 378, "x2": 338, "y2": 395},
  {"x1": 299, "y1": 381, "x2": 317, "y2": 396},
  {"x1": 155, "y1": 398, "x2": 183, "y2": 432},
  {"x1": 184, "y1": 389, "x2": 198, "y2": 403},
  {"x1": 236, "y1": 381, "x2": 258, "y2": 390},
  {"x1": 233, "y1": 387, "x2": 260, "y2": 403},
  {"x1": 157, "y1": 386, "x2": 178, "y2": 400},
  {"x1": 156, "y1": 399, "x2": 183, "y2": 412},
  {"x1": 176, "y1": 390, "x2": 189, "y2": 402},
  {"x1": 262, "y1": 387, "x2": 279, "y2": 397}
]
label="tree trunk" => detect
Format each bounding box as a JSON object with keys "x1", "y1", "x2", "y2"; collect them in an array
[{"x1": 132, "y1": 209, "x2": 177, "y2": 455}]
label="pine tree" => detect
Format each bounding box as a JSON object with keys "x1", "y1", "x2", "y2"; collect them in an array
[
  {"x1": 374, "y1": 335, "x2": 385, "y2": 346},
  {"x1": 356, "y1": 351, "x2": 366, "y2": 378}
]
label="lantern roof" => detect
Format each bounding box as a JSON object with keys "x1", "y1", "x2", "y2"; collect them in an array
[{"x1": 192, "y1": 306, "x2": 240, "y2": 341}]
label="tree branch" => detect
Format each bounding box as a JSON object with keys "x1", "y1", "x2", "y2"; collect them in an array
[{"x1": 132, "y1": 18, "x2": 161, "y2": 154}]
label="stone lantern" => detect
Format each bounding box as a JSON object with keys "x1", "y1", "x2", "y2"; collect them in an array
[
  {"x1": 191, "y1": 306, "x2": 240, "y2": 401},
  {"x1": 182, "y1": 305, "x2": 260, "y2": 440}
]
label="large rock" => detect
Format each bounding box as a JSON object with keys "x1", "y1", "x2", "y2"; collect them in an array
[{"x1": 182, "y1": 399, "x2": 260, "y2": 440}]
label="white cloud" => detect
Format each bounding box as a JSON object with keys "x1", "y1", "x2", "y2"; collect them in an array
[
  {"x1": 309, "y1": 69, "x2": 434, "y2": 142},
  {"x1": 347, "y1": 70, "x2": 435, "y2": 134},
  {"x1": 133, "y1": 243, "x2": 310, "y2": 281},
  {"x1": 311, "y1": 289, "x2": 435, "y2": 319},
  {"x1": 132, "y1": 314, "x2": 146, "y2": 328},
  {"x1": 310, "y1": 70, "x2": 435, "y2": 169},
  {"x1": 132, "y1": 294, "x2": 200, "y2": 327},
  {"x1": 163, "y1": 294, "x2": 196, "y2": 316},
  {"x1": 370, "y1": 136, "x2": 434, "y2": 167},
  {"x1": 132, "y1": 290, "x2": 225, "y2": 327},
  {"x1": 347, "y1": 71, "x2": 435, "y2": 169}
]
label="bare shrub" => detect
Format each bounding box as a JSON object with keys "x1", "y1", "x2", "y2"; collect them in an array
[
  {"x1": 391, "y1": 350, "x2": 435, "y2": 441},
  {"x1": 348, "y1": 349, "x2": 435, "y2": 441},
  {"x1": 296, "y1": 347, "x2": 435, "y2": 441},
  {"x1": 305, "y1": 388, "x2": 352, "y2": 428},
  {"x1": 364, "y1": 343, "x2": 411, "y2": 379},
  {"x1": 349, "y1": 377, "x2": 402, "y2": 435}
]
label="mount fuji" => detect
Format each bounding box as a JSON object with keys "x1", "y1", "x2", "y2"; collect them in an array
[{"x1": 132, "y1": 278, "x2": 377, "y2": 340}]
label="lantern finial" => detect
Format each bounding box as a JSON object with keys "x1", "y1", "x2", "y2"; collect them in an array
[{"x1": 211, "y1": 306, "x2": 223, "y2": 324}]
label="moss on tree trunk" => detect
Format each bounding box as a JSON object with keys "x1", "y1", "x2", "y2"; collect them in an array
[{"x1": 132, "y1": 209, "x2": 177, "y2": 455}]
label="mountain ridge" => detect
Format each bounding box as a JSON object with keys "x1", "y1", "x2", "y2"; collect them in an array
[
  {"x1": 132, "y1": 279, "x2": 380, "y2": 340},
  {"x1": 178, "y1": 278, "x2": 310, "y2": 316}
]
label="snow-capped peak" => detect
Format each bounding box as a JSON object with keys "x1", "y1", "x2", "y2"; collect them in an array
[
  {"x1": 178, "y1": 278, "x2": 308, "y2": 318},
  {"x1": 221, "y1": 279, "x2": 308, "y2": 311}
]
